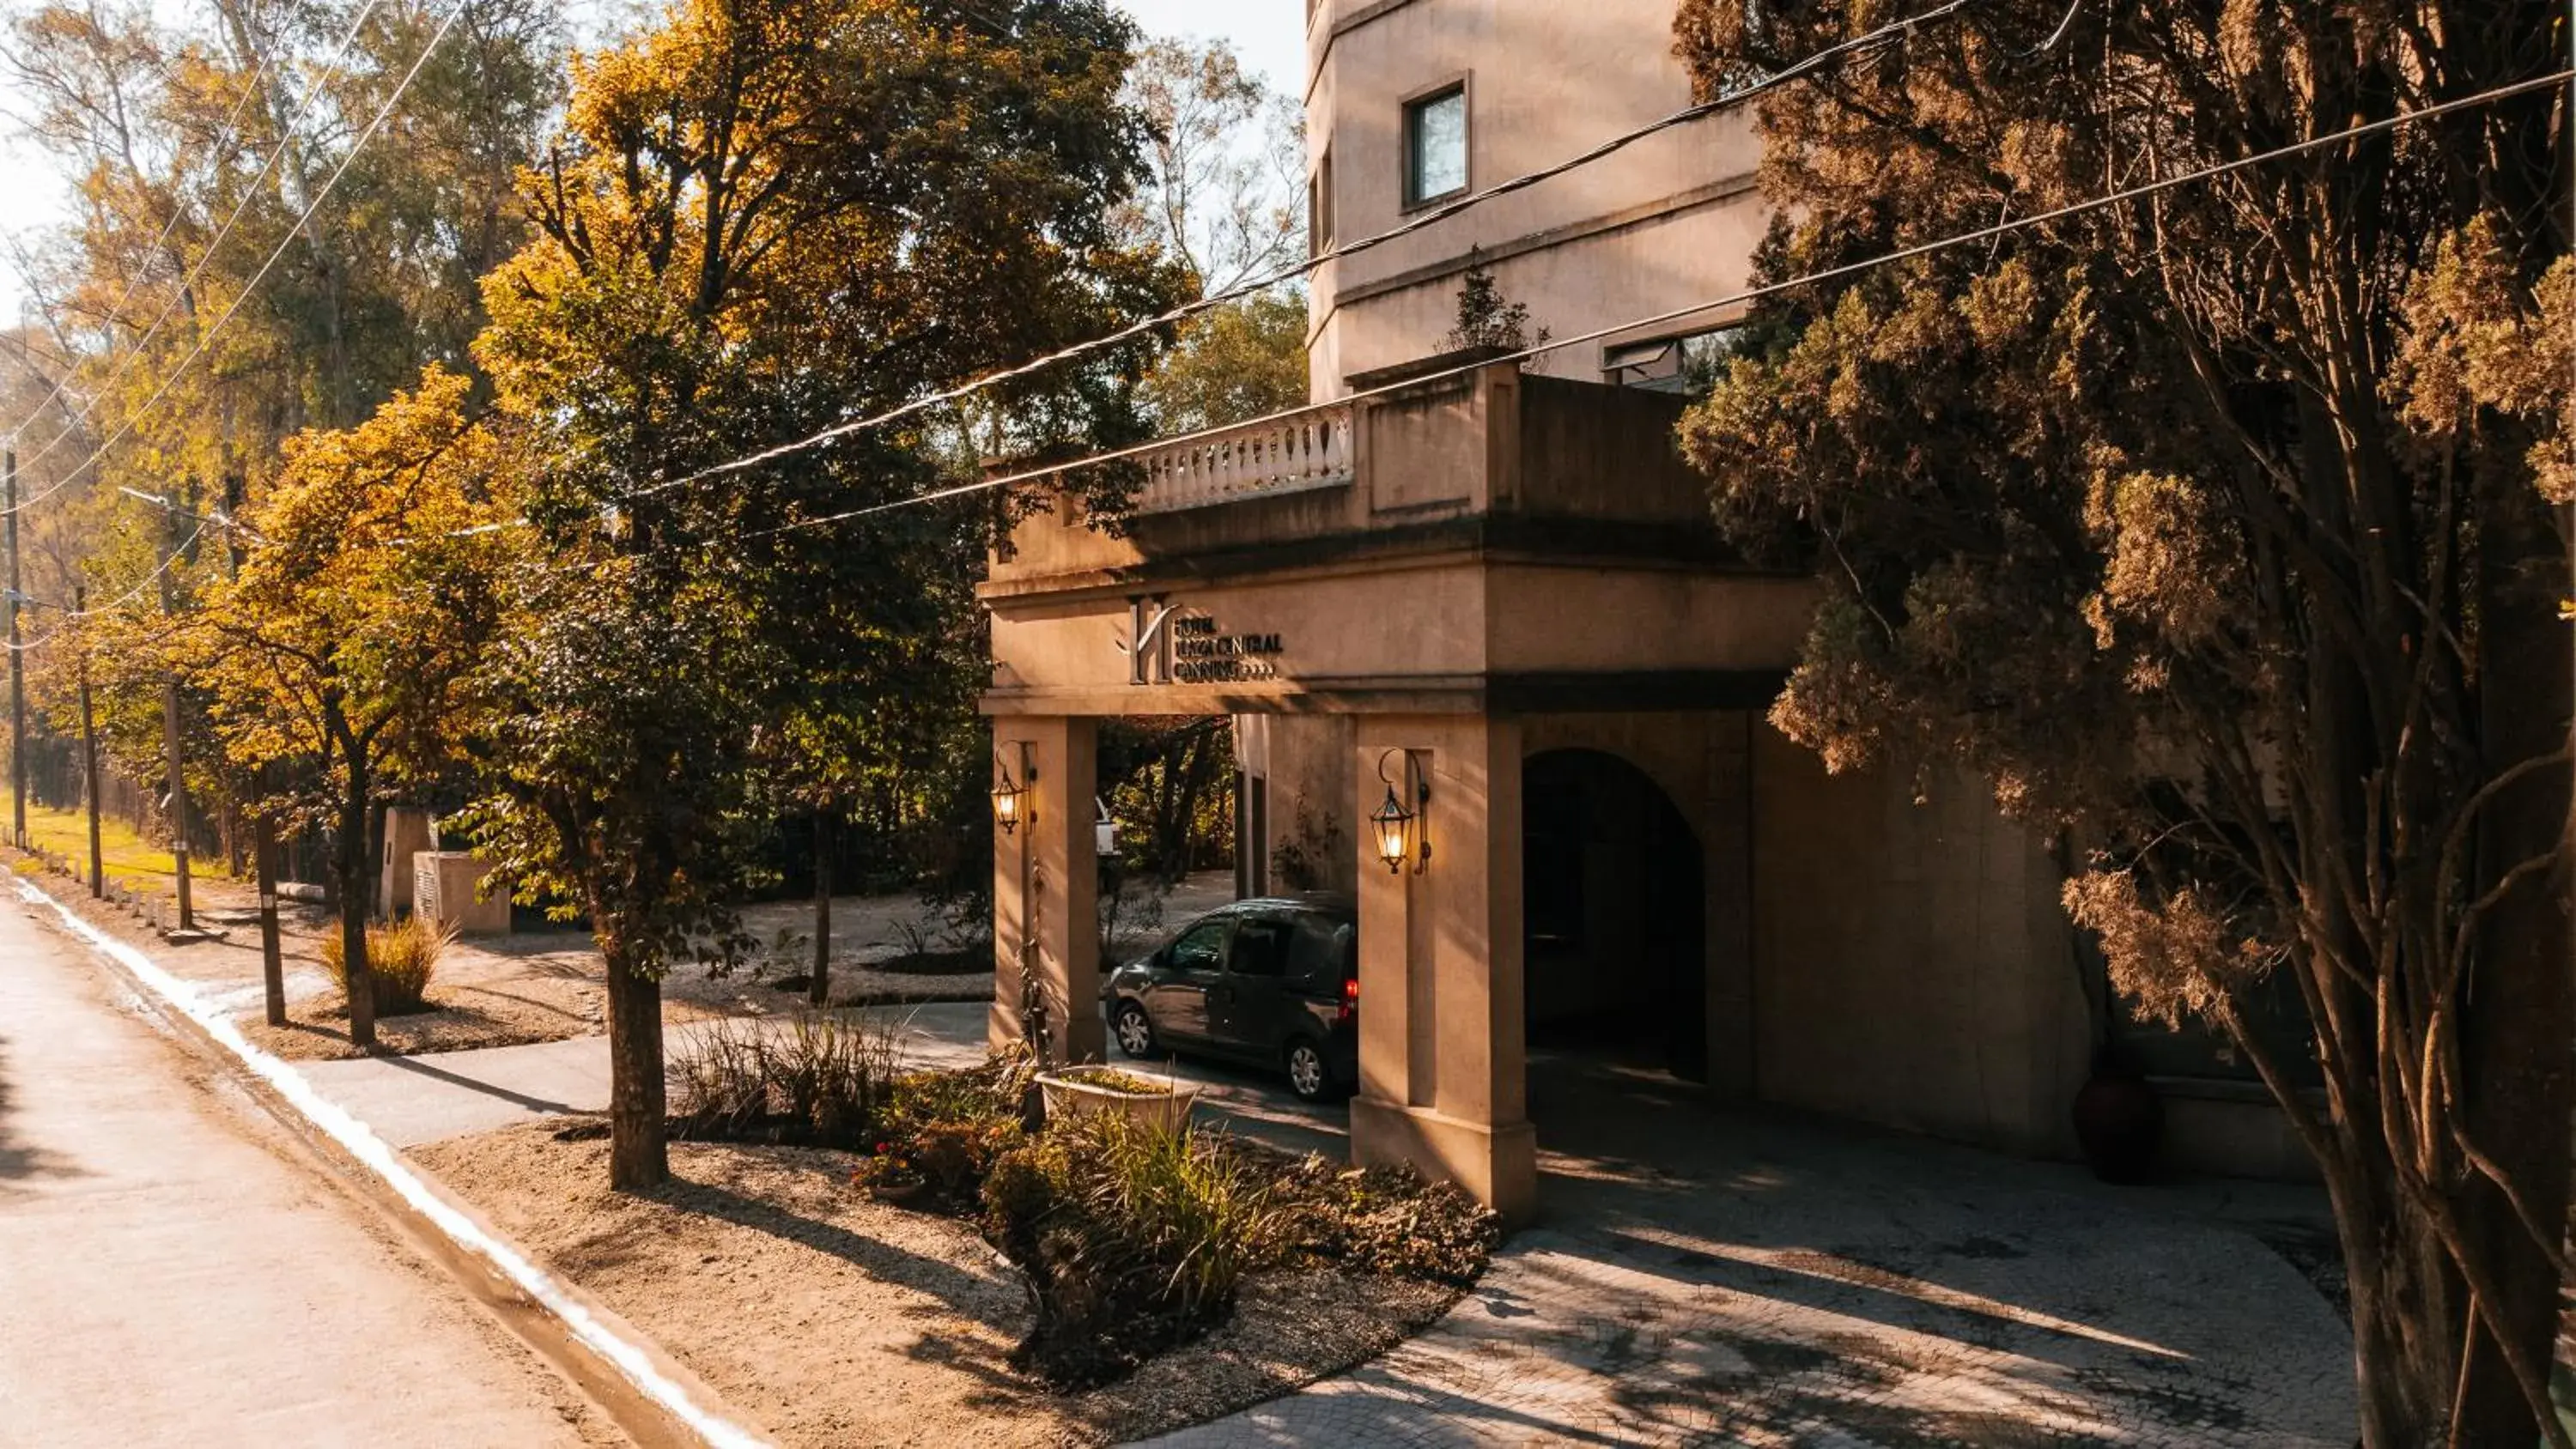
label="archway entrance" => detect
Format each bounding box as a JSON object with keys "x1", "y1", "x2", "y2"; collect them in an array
[{"x1": 1522, "y1": 749, "x2": 1707, "y2": 1082}]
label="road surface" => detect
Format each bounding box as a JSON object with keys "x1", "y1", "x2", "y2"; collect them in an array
[{"x1": 0, "y1": 896, "x2": 608, "y2": 1447}]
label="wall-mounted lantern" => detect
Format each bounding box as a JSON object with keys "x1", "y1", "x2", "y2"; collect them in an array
[
  {"x1": 1370, "y1": 749, "x2": 1430, "y2": 875},
  {"x1": 993, "y1": 747, "x2": 1035, "y2": 834}
]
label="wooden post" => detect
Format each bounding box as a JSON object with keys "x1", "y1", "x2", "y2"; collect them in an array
[
  {"x1": 220, "y1": 486, "x2": 285, "y2": 1025},
  {"x1": 255, "y1": 803, "x2": 284, "y2": 1027},
  {"x1": 809, "y1": 809, "x2": 832, "y2": 1008},
  {"x1": 6, "y1": 445, "x2": 23, "y2": 852},
  {"x1": 157, "y1": 500, "x2": 192, "y2": 931},
  {"x1": 76, "y1": 585, "x2": 101, "y2": 898}
]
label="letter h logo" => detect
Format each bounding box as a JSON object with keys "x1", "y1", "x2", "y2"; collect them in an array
[{"x1": 1122, "y1": 595, "x2": 1177, "y2": 686}]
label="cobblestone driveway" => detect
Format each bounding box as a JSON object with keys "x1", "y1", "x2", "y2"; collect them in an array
[{"x1": 1143, "y1": 1056, "x2": 2354, "y2": 1448}]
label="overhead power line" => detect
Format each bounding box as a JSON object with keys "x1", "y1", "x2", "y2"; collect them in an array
[
  {"x1": 0, "y1": 18, "x2": 305, "y2": 443},
  {"x1": 617, "y1": 0, "x2": 1995, "y2": 506},
  {"x1": 718, "y1": 68, "x2": 2575, "y2": 543},
  {"x1": 64, "y1": 41, "x2": 2567, "y2": 628},
  {"x1": 3, "y1": 0, "x2": 446, "y2": 519},
  {"x1": 6, "y1": 0, "x2": 391, "y2": 482},
  {"x1": 6, "y1": 519, "x2": 211, "y2": 652}
]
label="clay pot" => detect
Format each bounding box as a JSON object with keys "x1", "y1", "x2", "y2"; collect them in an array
[{"x1": 2072, "y1": 1064, "x2": 2164, "y2": 1185}]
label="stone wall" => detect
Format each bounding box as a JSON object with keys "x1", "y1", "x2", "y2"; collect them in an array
[{"x1": 1748, "y1": 728, "x2": 2092, "y2": 1156}]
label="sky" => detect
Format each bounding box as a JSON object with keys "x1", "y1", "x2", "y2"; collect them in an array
[{"x1": 0, "y1": 0, "x2": 1310, "y2": 324}]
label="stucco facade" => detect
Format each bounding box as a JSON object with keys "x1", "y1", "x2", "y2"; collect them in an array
[
  {"x1": 975, "y1": 0, "x2": 2309, "y2": 1216},
  {"x1": 1304, "y1": 0, "x2": 1765, "y2": 397}
]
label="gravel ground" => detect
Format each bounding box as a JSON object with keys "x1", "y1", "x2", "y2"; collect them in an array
[{"x1": 412, "y1": 1120, "x2": 1455, "y2": 1447}]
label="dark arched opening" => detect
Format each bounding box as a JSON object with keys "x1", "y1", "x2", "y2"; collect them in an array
[{"x1": 1522, "y1": 749, "x2": 1707, "y2": 1082}]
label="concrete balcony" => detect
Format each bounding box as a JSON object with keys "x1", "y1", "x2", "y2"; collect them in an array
[
  {"x1": 981, "y1": 357, "x2": 1814, "y2": 719},
  {"x1": 989, "y1": 358, "x2": 1732, "y2": 590}
]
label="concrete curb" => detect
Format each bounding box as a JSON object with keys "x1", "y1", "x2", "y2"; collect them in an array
[{"x1": 10, "y1": 870, "x2": 777, "y2": 1449}]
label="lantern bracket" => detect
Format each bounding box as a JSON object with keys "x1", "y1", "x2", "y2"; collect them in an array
[{"x1": 1371, "y1": 749, "x2": 1431, "y2": 875}]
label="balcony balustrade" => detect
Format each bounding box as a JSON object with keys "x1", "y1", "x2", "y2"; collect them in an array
[{"x1": 1133, "y1": 403, "x2": 1356, "y2": 514}]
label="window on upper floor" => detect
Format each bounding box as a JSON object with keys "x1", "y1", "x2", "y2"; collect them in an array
[
  {"x1": 1309, "y1": 145, "x2": 1334, "y2": 257},
  {"x1": 1604, "y1": 324, "x2": 1749, "y2": 395},
  {"x1": 1402, "y1": 82, "x2": 1469, "y2": 209}
]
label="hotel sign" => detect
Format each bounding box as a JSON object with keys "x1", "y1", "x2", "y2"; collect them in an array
[{"x1": 1122, "y1": 595, "x2": 1285, "y2": 685}]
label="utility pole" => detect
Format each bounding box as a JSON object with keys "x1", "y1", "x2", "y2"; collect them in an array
[
  {"x1": 6, "y1": 444, "x2": 23, "y2": 852},
  {"x1": 75, "y1": 585, "x2": 100, "y2": 897},
  {"x1": 221, "y1": 474, "x2": 283, "y2": 1024},
  {"x1": 157, "y1": 495, "x2": 193, "y2": 932}
]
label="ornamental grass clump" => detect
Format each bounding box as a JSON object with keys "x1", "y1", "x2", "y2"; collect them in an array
[
  {"x1": 670, "y1": 1013, "x2": 906, "y2": 1149},
  {"x1": 981, "y1": 1111, "x2": 1282, "y2": 1389},
  {"x1": 319, "y1": 915, "x2": 456, "y2": 1016}
]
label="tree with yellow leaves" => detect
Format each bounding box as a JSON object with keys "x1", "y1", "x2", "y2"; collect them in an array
[{"x1": 180, "y1": 366, "x2": 517, "y2": 1048}]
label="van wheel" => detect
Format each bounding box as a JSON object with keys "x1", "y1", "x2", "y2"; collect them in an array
[
  {"x1": 1285, "y1": 1038, "x2": 1334, "y2": 1102},
  {"x1": 1112, "y1": 1001, "x2": 1157, "y2": 1058}
]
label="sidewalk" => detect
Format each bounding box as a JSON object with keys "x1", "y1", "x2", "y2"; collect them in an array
[
  {"x1": 294, "y1": 1000, "x2": 1349, "y2": 1157},
  {"x1": 0, "y1": 894, "x2": 609, "y2": 1447}
]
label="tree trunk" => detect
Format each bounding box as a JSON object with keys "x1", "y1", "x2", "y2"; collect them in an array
[
  {"x1": 336, "y1": 771, "x2": 374, "y2": 1049},
  {"x1": 2335, "y1": 1161, "x2": 2468, "y2": 1446},
  {"x1": 603, "y1": 937, "x2": 668, "y2": 1191},
  {"x1": 809, "y1": 810, "x2": 831, "y2": 1009},
  {"x1": 2451, "y1": 482, "x2": 2574, "y2": 1444},
  {"x1": 255, "y1": 809, "x2": 285, "y2": 1028}
]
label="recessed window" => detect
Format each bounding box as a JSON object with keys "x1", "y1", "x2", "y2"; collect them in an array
[
  {"x1": 1308, "y1": 146, "x2": 1334, "y2": 256},
  {"x1": 1402, "y1": 83, "x2": 1468, "y2": 209},
  {"x1": 1604, "y1": 324, "x2": 1749, "y2": 394}
]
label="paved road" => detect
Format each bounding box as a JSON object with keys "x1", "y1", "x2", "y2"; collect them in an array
[{"x1": 0, "y1": 899, "x2": 604, "y2": 1448}]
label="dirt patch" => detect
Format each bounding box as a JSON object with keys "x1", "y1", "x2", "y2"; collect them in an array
[
  {"x1": 413, "y1": 1122, "x2": 1456, "y2": 1447},
  {"x1": 242, "y1": 981, "x2": 599, "y2": 1061}
]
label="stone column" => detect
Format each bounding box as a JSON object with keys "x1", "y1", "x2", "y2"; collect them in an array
[
  {"x1": 989, "y1": 716, "x2": 1103, "y2": 1064},
  {"x1": 1350, "y1": 714, "x2": 1538, "y2": 1221}
]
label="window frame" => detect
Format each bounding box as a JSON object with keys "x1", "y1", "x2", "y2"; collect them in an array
[
  {"x1": 1164, "y1": 917, "x2": 1233, "y2": 975},
  {"x1": 1308, "y1": 144, "x2": 1334, "y2": 258},
  {"x1": 1602, "y1": 322, "x2": 1751, "y2": 394},
  {"x1": 1225, "y1": 912, "x2": 1298, "y2": 979},
  {"x1": 1399, "y1": 75, "x2": 1473, "y2": 213}
]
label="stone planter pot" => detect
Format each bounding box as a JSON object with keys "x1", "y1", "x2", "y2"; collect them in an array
[
  {"x1": 866, "y1": 1175, "x2": 928, "y2": 1207},
  {"x1": 2072, "y1": 1064, "x2": 2164, "y2": 1185},
  {"x1": 1036, "y1": 1070, "x2": 1199, "y2": 1136}
]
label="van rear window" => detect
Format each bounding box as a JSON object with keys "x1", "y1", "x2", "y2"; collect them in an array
[{"x1": 1289, "y1": 915, "x2": 1355, "y2": 985}]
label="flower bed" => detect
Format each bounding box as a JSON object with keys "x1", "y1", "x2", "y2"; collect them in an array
[{"x1": 669, "y1": 1036, "x2": 1502, "y2": 1394}]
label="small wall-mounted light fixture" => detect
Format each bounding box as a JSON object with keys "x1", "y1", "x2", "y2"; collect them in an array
[
  {"x1": 1370, "y1": 749, "x2": 1431, "y2": 875},
  {"x1": 993, "y1": 744, "x2": 1036, "y2": 834}
]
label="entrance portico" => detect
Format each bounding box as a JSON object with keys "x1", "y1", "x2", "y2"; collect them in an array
[{"x1": 983, "y1": 361, "x2": 1811, "y2": 1216}]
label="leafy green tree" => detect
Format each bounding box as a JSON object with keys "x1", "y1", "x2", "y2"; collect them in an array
[
  {"x1": 464, "y1": 0, "x2": 1172, "y2": 1188},
  {"x1": 8, "y1": 0, "x2": 559, "y2": 889},
  {"x1": 1136, "y1": 288, "x2": 1308, "y2": 433},
  {"x1": 1115, "y1": 37, "x2": 1309, "y2": 432},
  {"x1": 1669, "y1": 3, "x2": 2570, "y2": 1441},
  {"x1": 182, "y1": 367, "x2": 514, "y2": 1046}
]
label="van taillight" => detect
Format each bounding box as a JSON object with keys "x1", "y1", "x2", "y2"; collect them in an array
[{"x1": 1338, "y1": 977, "x2": 1358, "y2": 1022}]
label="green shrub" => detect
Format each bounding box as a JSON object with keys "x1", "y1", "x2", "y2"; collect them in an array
[
  {"x1": 320, "y1": 915, "x2": 455, "y2": 1016},
  {"x1": 981, "y1": 1111, "x2": 1281, "y2": 1388},
  {"x1": 671, "y1": 1013, "x2": 906, "y2": 1148}
]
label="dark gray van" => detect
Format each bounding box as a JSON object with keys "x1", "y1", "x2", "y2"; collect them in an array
[{"x1": 1103, "y1": 896, "x2": 1358, "y2": 1101}]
